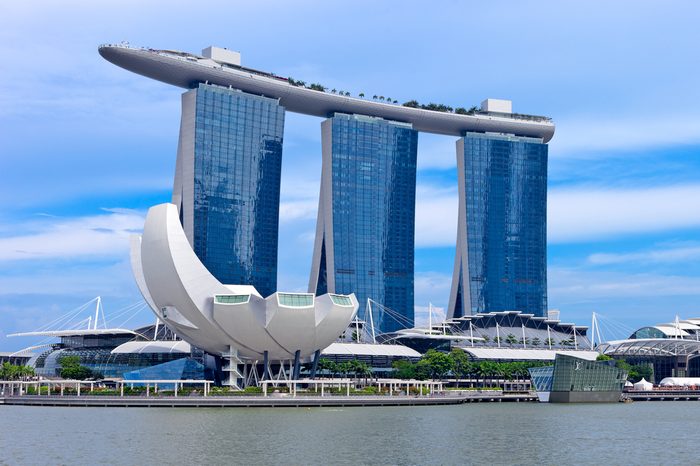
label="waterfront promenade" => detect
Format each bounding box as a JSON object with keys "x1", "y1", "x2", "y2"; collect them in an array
[{"x1": 0, "y1": 392, "x2": 536, "y2": 408}]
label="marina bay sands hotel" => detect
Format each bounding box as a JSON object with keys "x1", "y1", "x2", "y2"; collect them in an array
[{"x1": 100, "y1": 44, "x2": 554, "y2": 334}]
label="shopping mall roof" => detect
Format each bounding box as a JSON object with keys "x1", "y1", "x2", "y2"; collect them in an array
[
  {"x1": 322, "y1": 343, "x2": 421, "y2": 358},
  {"x1": 460, "y1": 347, "x2": 599, "y2": 361},
  {"x1": 111, "y1": 340, "x2": 192, "y2": 354},
  {"x1": 7, "y1": 329, "x2": 139, "y2": 338},
  {"x1": 599, "y1": 338, "x2": 700, "y2": 357}
]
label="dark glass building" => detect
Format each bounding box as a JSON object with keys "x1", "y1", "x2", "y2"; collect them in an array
[
  {"x1": 172, "y1": 83, "x2": 285, "y2": 296},
  {"x1": 309, "y1": 113, "x2": 418, "y2": 334},
  {"x1": 448, "y1": 132, "x2": 548, "y2": 318}
]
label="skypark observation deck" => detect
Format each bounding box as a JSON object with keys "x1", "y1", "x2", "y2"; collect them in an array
[{"x1": 98, "y1": 44, "x2": 554, "y2": 141}]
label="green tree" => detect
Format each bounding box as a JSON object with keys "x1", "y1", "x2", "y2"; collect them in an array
[
  {"x1": 317, "y1": 358, "x2": 338, "y2": 378},
  {"x1": 350, "y1": 360, "x2": 372, "y2": 382},
  {"x1": 531, "y1": 337, "x2": 541, "y2": 346},
  {"x1": 450, "y1": 348, "x2": 471, "y2": 386},
  {"x1": 596, "y1": 354, "x2": 613, "y2": 361},
  {"x1": 337, "y1": 361, "x2": 352, "y2": 378},
  {"x1": 58, "y1": 355, "x2": 93, "y2": 380},
  {"x1": 0, "y1": 362, "x2": 31, "y2": 380},
  {"x1": 402, "y1": 100, "x2": 420, "y2": 108},
  {"x1": 358, "y1": 92, "x2": 365, "y2": 98},
  {"x1": 505, "y1": 334, "x2": 518, "y2": 345},
  {"x1": 413, "y1": 359, "x2": 431, "y2": 381},
  {"x1": 421, "y1": 349, "x2": 454, "y2": 380},
  {"x1": 392, "y1": 360, "x2": 415, "y2": 379}
]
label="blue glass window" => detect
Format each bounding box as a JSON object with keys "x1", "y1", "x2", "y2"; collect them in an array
[
  {"x1": 191, "y1": 84, "x2": 284, "y2": 297},
  {"x1": 313, "y1": 114, "x2": 418, "y2": 333},
  {"x1": 455, "y1": 132, "x2": 548, "y2": 317}
]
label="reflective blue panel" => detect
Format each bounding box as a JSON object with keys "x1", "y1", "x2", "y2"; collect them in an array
[
  {"x1": 191, "y1": 84, "x2": 284, "y2": 296},
  {"x1": 460, "y1": 132, "x2": 548, "y2": 316},
  {"x1": 316, "y1": 114, "x2": 418, "y2": 333}
]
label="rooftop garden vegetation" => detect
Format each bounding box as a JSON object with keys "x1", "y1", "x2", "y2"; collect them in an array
[{"x1": 286, "y1": 77, "x2": 478, "y2": 114}]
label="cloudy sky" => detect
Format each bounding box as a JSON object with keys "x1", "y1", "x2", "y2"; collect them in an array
[{"x1": 1, "y1": 1, "x2": 699, "y2": 350}]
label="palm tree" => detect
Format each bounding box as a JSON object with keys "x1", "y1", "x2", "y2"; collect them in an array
[
  {"x1": 331, "y1": 88, "x2": 337, "y2": 94},
  {"x1": 372, "y1": 95, "x2": 378, "y2": 100},
  {"x1": 359, "y1": 92, "x2": 365, "y2": 98}
]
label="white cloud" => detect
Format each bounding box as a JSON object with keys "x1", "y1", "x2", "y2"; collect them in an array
[
  {"x1": 417, "y1": 135, "x2": 457, "y2": 170},
  {"x1": 414, "y1": 270, "x2": 453, "y2": 307},
  {"x1": 549, "y1": 266, "x2": 700, "y2": 302},
  {"x1": 279, "y1": 199, "x2": 318, "y2": 223},
  {"x1": 551, "y1": 114, "x2": 700, "y2": 158},
  {"x1": 588, "y1": 244, "x2": 700, "y2": 265},
  {"x1": 548, "y1": 184, "x2": 700, "y2": 243},
  {"x1": 415, "y1": 185, "x2": 458, "y2": 247},
  {"x1": 0, "y1": 209, "x2": 144, "y2": 261}
]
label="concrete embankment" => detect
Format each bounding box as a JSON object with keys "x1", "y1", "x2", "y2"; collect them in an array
[{"x1": 0, "y1": 393, "x2": 536, "y2": 408}]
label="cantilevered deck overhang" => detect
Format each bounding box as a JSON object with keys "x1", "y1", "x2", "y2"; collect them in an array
[{"x1": 99, "y1": 44, "x2": 554, "y2": 142}]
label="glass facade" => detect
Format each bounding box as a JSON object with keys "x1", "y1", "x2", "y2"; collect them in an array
[
  {"x1": 123, "y1": 358, "x2": 208, "y2": 388},
  {"x1": 215, "y1": 294, "x2": 250, "y2": 304},
  {"x1": 190, "y1": 84, "x2": 284, "y2": 296},
  {"x1": 277, "y1": 293, "x2": 314, "y2": 307},
  {"x1": 34, "y1": 347, "x2": 190, "y2": 378},
  {"x1": 528, "y1": 366, "x2": 554, "y2": 392},
  {"x1": 452, "y1": 132, "x2": 548, "y2": 317},
  {"x1": 311, "y1": 114, "x2": 418, "y2": 334},
  {"x1": 551, "y1": 355, "x2": 627, "y2": 392}
]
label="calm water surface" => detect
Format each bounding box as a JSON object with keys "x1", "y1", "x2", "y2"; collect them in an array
[{"x1": 0, "y1": 402, "x2": 697, "y2": 465}]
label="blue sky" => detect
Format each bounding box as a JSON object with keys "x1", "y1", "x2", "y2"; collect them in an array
[{"x1": 1, "y1": 1, "x2": 700, "y2": 351}]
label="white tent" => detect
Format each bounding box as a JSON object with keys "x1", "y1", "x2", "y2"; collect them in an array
[
  {"x1": 624, "y1": 381, "x2": 633, "y2": 388},
  {"x1": 659, "y1": 377, "x2": 700, "y2": 387},
  {"x1": 633, "y1": 378, "x2": 653, "y2": 391}
]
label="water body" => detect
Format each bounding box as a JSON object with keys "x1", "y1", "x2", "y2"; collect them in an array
[{"x1": 0, "y1": 402, "x2": 697, "y2": 465}]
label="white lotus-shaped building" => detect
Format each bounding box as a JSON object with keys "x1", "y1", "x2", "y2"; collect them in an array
[{"x1": 130, "y1": 203, "x2": 358, "y2": 367}]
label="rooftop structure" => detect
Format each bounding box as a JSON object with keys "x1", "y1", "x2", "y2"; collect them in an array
[
  {"x1": 598, "y1": 316, "x2": 700, "y2": 384},
  {"x1": 378, "y1": 310, "x2": 590, "y2": 354},
  {"x1": 98, "y1": 44, "x2": 554, "y2": 140}
]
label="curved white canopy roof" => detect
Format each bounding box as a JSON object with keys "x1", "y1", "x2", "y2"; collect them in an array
[
  {"x1": 111, "y1": 340, "x2": 191, "y2": 354},
  {"x1": 659, "y1": 377, "x2": 700, "y2": 386},
  {"x1": 322, "y1": 343, "x2": 421, "y2": 358},
  {"x1": 460, "y1": 347, "x2": 599, "y2": 361}
]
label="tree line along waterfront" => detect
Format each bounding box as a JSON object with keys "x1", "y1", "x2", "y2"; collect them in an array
[{"x1": 318, "y1": 349, "x2": 551, "y2": 383}]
